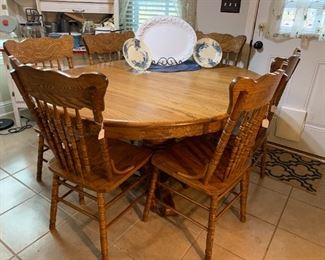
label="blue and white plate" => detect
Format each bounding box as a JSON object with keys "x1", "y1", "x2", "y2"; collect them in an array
[
  {"x1": 123, "y1": 38, "x2": 152, "y2": 71},
  {"x1": 193, "y1": 38, "x2": 222, "y2": 68}
]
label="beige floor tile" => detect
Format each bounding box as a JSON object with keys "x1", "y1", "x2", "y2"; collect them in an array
[
  {"x1": 73, "y1": 191, "x2": 143, "y2": 244},
  {"x1": 18, "y1": 217, "x2": 132, "y2": 260},
  {"x1": 169, "y1": 183, "x2": 210, "y2": 228},
  {"x1": 244, "y1": 183, "x2": 288, "y2": 224},
  {"x1": 0, "y1": 195, "x2": 68, "y2": 253},
  {"x1": 0, "y1": 177, "x2": 35, "y2": 214},
  {"x1": 0, "y1": 169, "x2": 9, "y2": 180},
  {"x1": 115, "y1": 212, "x2": 202, "y2": 260},
  {"x1": 0, "y1": 241, "x2": 14, "y2": 260},
  {"x1": 182, "y1": 232, "x2": 243, "y2": 260},
  {"x1": 0, "y1": 128, "x2": 37, "y2": 150},
  {"x1": 13, "y1": 165, "x2": 50, "y2": 194},
  {"x1": 265, "y1": 229, "x2": 325, "y2": 260},
  {"x1": 250, "y1": 170, "x2": 292, "y2": 196},
  {"x1": 214, "y1": 211, "x2": 275, "y2": 260},
  {"x1": 291, "y1": 178, "x2": 325, "y2": 210},
  {"x1": 0, "y1": 145, "x2": 38, "y2": 174},
  {"x1": 279, "y1": 199, "x2": 325, "y2": 247}
]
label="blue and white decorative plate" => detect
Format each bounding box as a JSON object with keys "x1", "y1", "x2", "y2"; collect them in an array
[
  {"x1": 122, "y1": 38, "x2": 152, "y2": 71},
  {"x1": 193, "y1": 38, "x2": 222, "y2": 68}
]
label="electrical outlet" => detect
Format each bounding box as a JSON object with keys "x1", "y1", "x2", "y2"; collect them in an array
[{"x1": 220, "y1": 0, "x2": 241, "y2": 13}]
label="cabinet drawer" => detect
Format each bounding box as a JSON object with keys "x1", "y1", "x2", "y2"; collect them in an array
[{"x1": 39, "y1": 1, "x2": 114, "y2": 14}]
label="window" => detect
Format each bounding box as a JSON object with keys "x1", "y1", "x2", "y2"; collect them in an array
[
  {"x1": 119, "y1": 0, "x2": 196, "y2": 32},
  {"x1": 123, "y1": 0, "x2": 180, "y2": 31},
  {"x1": 268, "y1": 0, "x2": 325, "y2": 40}
]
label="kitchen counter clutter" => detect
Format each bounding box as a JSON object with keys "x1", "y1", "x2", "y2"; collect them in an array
[{"x1": 38, "y1": 0, "x2": 115, "y2": 14}]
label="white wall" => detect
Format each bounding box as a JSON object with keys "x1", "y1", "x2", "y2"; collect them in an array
[{"x1": 197, "y1": 0, "x2": 250, "y2": 36}]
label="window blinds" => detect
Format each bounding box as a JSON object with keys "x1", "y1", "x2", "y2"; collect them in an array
[{"x1": 121, "y1": 0, "x2": 181, "y2": 31}]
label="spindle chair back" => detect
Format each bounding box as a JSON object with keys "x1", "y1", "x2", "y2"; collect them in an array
[{"x1": 83, "y1": 31, "x2": 135, "y2": 64}]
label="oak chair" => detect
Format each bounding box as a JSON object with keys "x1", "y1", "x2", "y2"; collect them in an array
[
  {"x1": 83, "y1": 31, "x2": 135, "y2": 64},
  {"x1": 10, "y1": 58, "x2": 152, "y2": 260},
  {"x1": 255, "y1": 53, "x2": 301, "y2": 177},
  {"x1": 4, "y1": 36, "x2": 74, "y2": 182},
  {"x1": 196, "y1": 31, "x2": 246, "y2": 66},
  {"x1": 143, "y1": 70, "x2": 286, "y2": 260}
]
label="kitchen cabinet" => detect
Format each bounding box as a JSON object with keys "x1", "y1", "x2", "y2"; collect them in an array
[{"x1": 38, "y1": 0, "x2": 114, "y2": 14}]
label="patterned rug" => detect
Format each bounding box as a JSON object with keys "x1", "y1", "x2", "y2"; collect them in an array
[{"x1": 253, "y1": 146, "x2": 324, "y2": 193}]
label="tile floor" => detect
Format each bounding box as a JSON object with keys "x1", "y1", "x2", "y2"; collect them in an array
[{"x1": 1, "y1": 121, "x2": 325, "y2": 259}]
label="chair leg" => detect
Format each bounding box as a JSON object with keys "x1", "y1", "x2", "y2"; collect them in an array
[
  {"x1": 142, "y1": 167, "x2": 159, "y2": 222},
  {"x1": 36, "y1": 134, "x2": 45, "y2": 182},
  {"x1": 205, "y1": 196, "x2": 219, "y2": 260},
  {"x1": 49, "y1": 175, "x2": 60, "y2": 230},
  {"x1": 77, "y1": 186, "x2": 85, "y2": 205},
  {"x1": 260, "y1": 140, "x2": 267, "y2": 178},
  {"x1": 240, "y1": 172, "x2": 249, "y2": 223},
  {"x1": 97, "y1": 192, "x2": 109, "y2": 260}
]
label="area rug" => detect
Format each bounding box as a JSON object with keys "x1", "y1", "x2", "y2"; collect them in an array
[{"x1": 253, "y1": 146, "x2": 324, "y2": 193}]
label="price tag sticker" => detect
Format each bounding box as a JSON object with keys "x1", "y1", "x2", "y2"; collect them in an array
[
  {"x1": 262, "y1": 119, "x2": 269, "y2": 128},
  {"x1": 98, "y1": 123, "x2": 105, "y2": 140},
  {"x1": 98, "y1": 128, "x2": 105, "y2": 140},
  {"x1": 271, "y1": 105, "x2": 277, "y2": 113}
]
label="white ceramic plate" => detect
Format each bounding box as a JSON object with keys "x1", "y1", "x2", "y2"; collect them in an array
[
  {"x1": 193, "y1": 38, "x2": 223, "y2": 68},
  {"x1": 122, "y1": 38, "x2": 152, "y2": 71},
  {"x1": 136, "y1": 16, "x2": 196, "y2": 65}
]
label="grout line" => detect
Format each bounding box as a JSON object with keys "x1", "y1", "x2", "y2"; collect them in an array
[
  {"x1": 15, "y1": 231, "x2": 50, "y2": 256},
  {"x1": 276, "y1": 226, "x2": 325, "y2": 250},
  {"x1": 262, "y1": 187, "x2": 293, "y2": 260},
  {"x1": 249, "y1": 178, "x2": 291, "y2": 197},
  {"x1": 0, "y1": 193, "x2": 37, "y2": 217},
  {"x1": 289, "y1": 196, "x2": 325, "y2": 213},
  {"x1": 10, "y1": 172, "x2": 44, "y2": 195},
  {"x1": 179, "y1": 230, "x2": 203, "y2": 260},
  {"x1": 0, "y1": 239, "x2": 17, "y2": 259}
]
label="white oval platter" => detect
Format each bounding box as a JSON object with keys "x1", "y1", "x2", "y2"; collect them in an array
[
  {"x1": 122, "y1": 38, "x2": 152, "y2": 71},
  {"x1": 193, "y1": 38, "x2": 223, "y2": 68},
  {"x1": 136, "y1": 16, "x2": 197, "y2": 64}
]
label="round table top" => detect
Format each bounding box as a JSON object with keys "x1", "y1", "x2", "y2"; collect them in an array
[{"x1": 67, "y1": 61, "x2": 259, "y2": 140}]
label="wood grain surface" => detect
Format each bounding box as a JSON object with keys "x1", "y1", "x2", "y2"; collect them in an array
[{"x1": 66, "y1": 61, "x2": 259, "y2": 140}]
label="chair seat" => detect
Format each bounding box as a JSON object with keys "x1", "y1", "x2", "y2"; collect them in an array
[
  {"x1": 49, "y1": 139, "x2": 152, "y2": 192},
  {"x1": 152, "y1": 136, "x2": 246, "y2": 196}
]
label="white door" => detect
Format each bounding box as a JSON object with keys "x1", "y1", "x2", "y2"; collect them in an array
[{"x1": 248, "y1": 0, "x2": 325, "y2": 158}]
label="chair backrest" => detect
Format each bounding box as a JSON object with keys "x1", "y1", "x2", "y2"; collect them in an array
[
  {"x1": 9, "y1": 57, "x2": 119, "y2": 182},
  {"x1": 4, "y1": 36, "x2": 74, "y2": 70},
  {"x1": 83, "y1": 31, "x2": 135, "y2": 64},
  {"x1": 252, "y1": 53, "x2": 300, "y2": 150},
  {"x1": 196, "y1": 31, "x2": 246, "y2": 66},
  {"x1": 203, "y1": 70, "x2": 286, "y2": 184},
  {"x1": 269, "y1": 53, "x2": 300, "y2": 108}
]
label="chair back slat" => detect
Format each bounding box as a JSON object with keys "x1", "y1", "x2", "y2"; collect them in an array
[
  {"x1": 83, "y1": 31, "x2": 135, "y2": 64},
  {"x1": 196, "y1": 31, "x2": 246, "y2": 66},
  {"x1": 203, "y1": 70, "x2": 286, "y2": 184},
  {"x1": 4, "y1": 36, "x2": 74, "y2": 70},
  {"x1": 10, "y1": 58, "x2": 115, "y2": 182},
  {"x1": 270, "y1": 54, "x2": 300, "y2": 108}
]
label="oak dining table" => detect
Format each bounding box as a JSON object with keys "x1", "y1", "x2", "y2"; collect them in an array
[{"x1": 66, "y1": 60, "x2": 259, "y2": 141}]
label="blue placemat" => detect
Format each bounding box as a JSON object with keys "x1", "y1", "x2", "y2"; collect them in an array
[{"x1": 148, "y1": 60, "x2": 201, "y2": 73}]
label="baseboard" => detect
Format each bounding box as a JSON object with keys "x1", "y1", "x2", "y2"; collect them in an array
[{"x1": 0, "y1": 100, "x2": 13, "y2": 117}]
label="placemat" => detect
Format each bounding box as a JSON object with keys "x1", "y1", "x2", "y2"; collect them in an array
[{"x1": 148, "y1": 60, "x2": 201, "y2": 73}]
